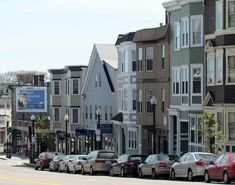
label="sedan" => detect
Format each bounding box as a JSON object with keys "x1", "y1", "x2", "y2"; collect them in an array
[
  {"x1": 67, "y1": 155, "x2": 87, "y2": 174},
  {"x1": 204, "y1": 153, "x2": 235, "y2": 184},
  {"x1": 58, "y1": 155, "x2": 77, "y2": 173},
  {"x1": 109, "y1": 154, "x2": 146, "y2": 177},
  {"x1": 138, "y1": 154, "x2": 178, "y2": 179},
  {"x1": 170, "y1": 152, "x2": 217, "y2": 181},
  {"x1": 49, "y1": 154, "x2": 65, "y2": 172}
]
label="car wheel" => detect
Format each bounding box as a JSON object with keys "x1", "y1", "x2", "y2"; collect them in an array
[
  {"x1": 109, "y1": 167, "x2": 114, "y2": 176},
  {"x1": 170, "y1": 169, "x2": 175, "y2": 180},
  {"x1": 138, "y1": 169, "x2": 143, "y2": 178},
  {"x1": 73, "y1": 166, "x2": 77, "y2": 174},
  {"x1": 66, "y1": 166, "x2": 70, "y2": 173},
  {"x1": 152, "y1": 169, "x2": 157, "y2": 179},
  {"x1": 53, "y1": 165, "x2": 57, "y2": 172},
  {"x1": 40, "y1": 163, "x2": 44, "y2": 171},
  {"x1": 90, "y1": 166, "x2": 95, "y2": 175},
  {"x1": 81, "y1": 166, "x2": 85, "y2": 175},
  {"x1": 120, "y1": 167, "x2": 125, "y2": 177},
  {"x1": 224, "y1": 172, "x2": 230, "y2": 184},
  {"x1": 34, "y1": 164, "x2": 38, "y2": 170},
  {"x1": 188, "y1": 169, "x2": 193, "y2": 181},
  {"x1": 59, "y1": 166, "x2": 62, "y2": 173},
  {"x1": 204, "y1": 171, "x2": 211, "y2": 183}
]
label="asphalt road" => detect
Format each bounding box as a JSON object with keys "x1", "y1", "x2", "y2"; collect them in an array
[{"x1": 0, "y1": 158, "x2": 230, "y2": 185}]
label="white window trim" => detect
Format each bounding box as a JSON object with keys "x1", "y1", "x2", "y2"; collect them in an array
[
  {"x1": 226, "y1": 0, "x2": 235, "y2": 29},
  {"x1": 207, "y1": 52, "x2": 215, "y2": 86},
  {"x1": 174, "y1": 21, "x2": 181, "y2": 51},
  {"x1": 190, "y1": 15, "x2": 203, "y2": 47},
  {"x1": 172, "y1": 67, "x2": 181, "y2": 96},
  {"x1": 215, "y1": 49, "x2": 224, "y2": 85},
  {"x1": 128, "y1": 128, "x2": 137, "y2": 150},
  {"x1": 181, "y1": 65, "x2": 189, "y2": 105},
  {"x1": 226, "y1": 48, "x2": 235, "y2": 85},
  {"x1": 190, "y1": 64, "x2": 203, "y2": 105},
  {"x1": 53, "y1": 107, "x2": 61, "y2": 122},
  {"x1": 181, "y1": 16, "x2": 189, "y2": 48},
  {"x1": 53, "y1": 80, "x2": 61, "y2": 96},
  {"x1": 72, "y1": 78, "x2": 80, "y2": 95}
]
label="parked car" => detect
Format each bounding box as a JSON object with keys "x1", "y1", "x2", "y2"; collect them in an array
[
  {"x1": 204, "y1": 153, "x2": 235, "y2": 184},
  {"x1": 138, "y1": 154, "x2": 179, "y2": 179},
  {"x1": 170, "y1": 152, "x2": 217, "y2": 181},
  {"x1": 58, "y1": 155, "x2": 77, "y2": 173},
  {"x1": 34, "y1": 152, "x2": 56, "y2": 170},
  {"x1": 67, "y1": 155, "x2": 87, "y2": 174},
  {"x1": 49, "y1": 154, "x2": 65, "y2": 172},
  {"x1": 109, "y1": 154, "x2": 146, "y2": 177},
  {"x1": 81, "y1": 150, "x2": 118, "y2": 175}
]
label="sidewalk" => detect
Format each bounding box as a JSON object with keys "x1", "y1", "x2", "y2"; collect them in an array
[{"x1": 0, "y1": 152, "x2": 33, "y2": 167}]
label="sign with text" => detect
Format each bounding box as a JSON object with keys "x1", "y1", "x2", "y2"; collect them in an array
[{"x1": 16, "y1": 86, "x2": 47, "y2": 113}]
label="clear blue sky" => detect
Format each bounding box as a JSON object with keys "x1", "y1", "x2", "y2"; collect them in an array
[{"x1": 0, "y1": 0, "x2": 166, "y2": 73}]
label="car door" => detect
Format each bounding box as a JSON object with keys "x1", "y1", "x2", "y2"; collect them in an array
[
  {"x1": 174, "y1": 153, "x2": 187, "y2": 177},
  {"x1": 217, "y1": 155, "x2": 228, "y2": 180},
  {"x1": 208, "y1": 155, "x2": 224, "y2": 180},
  {"x1": 141, "y1": 155, "x2": 152, "y2": 176}
]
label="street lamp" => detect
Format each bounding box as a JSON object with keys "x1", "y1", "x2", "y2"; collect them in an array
[
  {"x1": 64, "y1": 114, "x2": 69, "y2": 155},
  {"x1": 31, "y1": 114, "x2": 36, "y2": 163},
  {"x1": 151, "y1": 96, "x2": 157, "y2": 154},
  {"x1": 96, "y1": 108, "x2": 101, "y2": 150},
  {"x1": 6, "y1": 117, "x2": 11, "y2": 158}
]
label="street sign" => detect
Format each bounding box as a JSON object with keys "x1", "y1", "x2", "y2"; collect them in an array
[{"x1": 100, "y1": 124, "x2": 113, "y2": 134}]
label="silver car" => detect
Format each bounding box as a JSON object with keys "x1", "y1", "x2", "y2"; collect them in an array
[
  {"x1": 138, "y1": 154, "x2": 178, "y2": 179},
  {"x1": 170, "y1": 152, "x2": 217, "y2": 181},
  {"x1": 67, "y1": 155, "x2": 87, "y2": 174},
  {"x1": 81, "y1": 150, "x2": 117, "y2": 175}
]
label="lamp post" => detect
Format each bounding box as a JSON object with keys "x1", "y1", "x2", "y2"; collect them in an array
[
  {"x1": 30, "y1": 114, "x2": 36, "y2": 163},
  {"x1": 64, "y1": 114, "x2": 69, "y2": 155},
  {"x1": 96, "y1": 108, "x2": 101, "y2": 150},
  {"x1": 6, "y1": 117, "x2": 10, "y2": 158},
  {"x1": 150, "y1": 96, "x2": 157, "y2": 154}
]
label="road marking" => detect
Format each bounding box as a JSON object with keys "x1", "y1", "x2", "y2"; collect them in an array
[{"x1": 0, "y1": 176, "x2": 61, "y2": 185}]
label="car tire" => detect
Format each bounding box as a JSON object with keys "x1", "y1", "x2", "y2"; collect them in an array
[
  {"x1": 152, "y1": 169, "x2": 157, "y2": 179},
  {"x1": 204, "y1": 171, "x2": 211, "y2": 183},
  {"x1": 109, "y1": 167, "x2": 114, "y2": 176},
  {"x1": 170, "y1": 169, "x2": 175, "y2": 180},
  {"x1": 138, "y1": 169, "x2": 143, "y2": 178},
  {"x1": 73, "y1": 166, "x2": 77, "y2": 174},
  {"x1": 53, "y1": 165, "x2": 57, "y2": 172},
  {"x1": 120, "y1": 167, "x2": 125, "y2": 177},
  {"x1": 59, "y1": 166, "x2": 62, "y2": 173},
  {"x1": 40, "y1": 163, "x2": 44, "y2": 171},
  {"x1": 223, "y1": 172, "x2": 230, "y2": 184},
  {"x1": 188, "y1": 169, "x2": 193, "y2": 181},
  {"x1": 81, "y1": 166, "x2": 86, "y2": 175},
  {"x1": 66, "y1": 166, "x2": 70, "y2": 173},
  {"x1": 34, "y1": 164, "x2": 38, "y2": 170},
  {"x1": 90, "y1": 166, "x2": 95, "y2": 175}
]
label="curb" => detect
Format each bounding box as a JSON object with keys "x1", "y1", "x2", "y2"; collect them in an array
[{"x1": 24, "y1": 163, "x2": 34, "y2": 167}]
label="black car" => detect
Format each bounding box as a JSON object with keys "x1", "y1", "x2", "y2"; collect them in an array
[{"x1": 109, "y1": 154, "x2": 146, "y2": 177}]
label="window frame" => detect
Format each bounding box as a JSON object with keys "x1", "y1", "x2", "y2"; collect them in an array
[
  {"x1": 53, "y1": 80, "x2": 61, "y2": 96},
  {"x1": 172, "y1": 67, "x2": 181, "y2": 96},
  {"x1": 226, "y1": 53, "x2": 235, "y2": 85},
  {"x1": 216, "y1": 0, "x2": 223, "y2": 30},
  {"x1": 207, "y1": 52, "x2": 215, "y2": 86},
  {"x1": 146, "y1": 47, "x2": 154, "y2": 71},
  {"x1": 215, "y1": 49, "x2": 224, "y2": 85},
  {"x1": 190, "y1": 15, "x2": 203, "y2": 47},
  {"x1": 53, "y1": 107, "x2": 61, "y2": 122},
  {"x1": 226, "y1": 0, "x2": 235, "y2": 28},
  {"x1": 72, "y1": 78, "x2": 80, "y2": 95},
  {"x1": 72, "y1": 108, "x2": 79, "y2": 124},
  {"x1": 174, "y1": 21, "x2": 181, "y2": 51},
  {"x1": 181, "y1": 16, "x2": 189, "y2": 48}
]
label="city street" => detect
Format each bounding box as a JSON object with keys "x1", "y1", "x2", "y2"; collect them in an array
[{"x1": 0, "y1": 156, "x2": 230, "y2": 185}]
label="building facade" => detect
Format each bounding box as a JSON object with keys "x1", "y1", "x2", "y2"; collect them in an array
[
  {"x1": 204, "y1": 0, "x2": 235, "y2": 153},
  {"x1": 133, "y1": 25, "x2": 170, "y2": 155},
  {"x1": 163, "y1": 0, "x2": 204, "y2": 156}
]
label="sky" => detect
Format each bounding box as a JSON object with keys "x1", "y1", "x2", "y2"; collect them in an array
[{"x1": 0, "y1": 0, "x2": 166, "y2": 74}]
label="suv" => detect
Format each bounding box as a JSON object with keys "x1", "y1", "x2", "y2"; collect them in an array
[
  {"x1": 81, "y1": 150, "x2": 117, "y2": 175},
  {"x1": 35, "y1": 152, "x2": 56, "y2": 170}
]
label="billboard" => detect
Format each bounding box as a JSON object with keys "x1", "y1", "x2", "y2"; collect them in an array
[{"x1": 16, "y1": 86, "x2": 47, "y2": 113}]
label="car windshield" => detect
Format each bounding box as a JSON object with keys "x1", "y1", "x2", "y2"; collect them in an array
[
  {"x1": 194, "y1": 154, "x2": 217, "y2": 161},
  {"x1": 129, "y1": 156, "x2": 146, "y2": 162},
  {"x1": 97, "y1": 152, "x2": 117, "y2": 159}
]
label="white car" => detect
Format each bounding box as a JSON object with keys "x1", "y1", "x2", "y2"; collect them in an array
[{"x1": 67, "y1": 155, "x2": 87, "y2": 174}]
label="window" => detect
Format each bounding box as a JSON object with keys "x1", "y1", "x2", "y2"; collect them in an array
[
  {"x1": 228, "y1": 112, "x2": 235, "y2": 140},
  {"x1": 132, "y1": 89, "x2": 137, "y2": 111},
  {"x1": 124, "y1": 88, "x2": 128, "y2": 111},
  {"x1": 227, "y1": 56, "x2": 235, "y2": 83},
  {"x1": 137, "y1": 90, "x2": 143, "y2": 113},
  {"x1": 138, "y1": 48, "x2": 143, "y2": 71},
  {"x1": 105, "y1": 105, "x2": 108, "y2": 121},
  {"x1": 216, "y1": 0, "x2": 223, "y2": 30},
  {"x1": 191, "y1": 15, "x2": 203, "y2": 47},
  {"x1": 198, "y1": 117, "x2": 203, "y2": 144},
  {"x1": 65, "y1": 79, "x2": 70, "y2": 95},
  {"x1": 181, "y1": 66, "x2": 189, "y2": 95},
  {"x1": 72, "y1": 79, "x2": 79, "y2": 95},
  {"x1": 174, "y1": 21, "x2": 180, "y2": 50},
  {"x1": 98, "y1": 74, "x2": 101, "y2": 87},
  {"x1": 146, "y1": 47, "x2": 153, "y2": 71},
  {"x1": 85, "y1": 106, "x2": 88, "y2": 119},
  {"x1": 172, "y1": 67, "x2": 180, "y2": 95},
  {"x1": 89, "y1": 105, "x2": 92, "y2": 119},
  {"x1": 72, "y1": 108, "x2": 79, "y2": 124},
  {"x1": 54, "y1": 107, "x2": 60, "y2": 122},
  {"x1": 216, "y1": 54, "x2": 223, "y2": 84},
  {"x1": 146, "y1": 89, "x2": 154, "y2": 113},
  {"x1": 128, "y1": 129, "x2": 137, "y2": 149},
  {"x1": 110, "y1": 106, "x2": 113, "y2": 120},
  {"x1": 207, "y1": 54, "x2": 215, "y2": 85},
  {"x1": 181, "y1": 17, "x2": 189, "y2": 48},
  {"x1": 132, "y1": 50, "x2": 137, "y2": 72},
  {"x1": 190, "y1": 117, "x2": 196, "y2": 143},
  {"x1": 161, "y1": 44, "x2": 165, "y2": 69},
  {"x1": 53, "y1": 81, "x2": 60, "y2": 95},
  {"x1": 192, "y1": 66, "x2": 202, "y2": 94},
  {"x1": 227, "y1": 0, "x2": 235, "y2": 28},
  {"x1": 161, "y1": 88, "x2": 165, "y2": 113},
  {"x1": 95, "y1": 74, "x2": 98, "y2": 87},
  {"x1": 123, "y1": 51, "x2": 129, "y2": 73}
]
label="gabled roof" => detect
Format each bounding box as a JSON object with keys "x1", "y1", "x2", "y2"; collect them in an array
[
  {"x1": 115, "y1": 32, "x2": 136, "y2": 45},
  {"x1": 111, "y1": 112, "x2": 123, "y2": 122},
  {"x1": 133, "y1": 25, "x2": 168, "y2": 43}
]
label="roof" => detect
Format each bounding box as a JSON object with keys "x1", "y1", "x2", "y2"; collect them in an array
[
  {"x1": 133, "y1": 25, "x2": 168, "y2": 43},
  {"x1": 48, "y1": 65, "x2": 87, "y2": 74},
  {"x1": 111, "y1": 112, "x2": 123, "y2": 122},
  {"x1": 95, "y1": 44, "x2": 118, "y2": 69},
  {"x1": 115, "y1": 32, "x2": 136, "y2": 45}
]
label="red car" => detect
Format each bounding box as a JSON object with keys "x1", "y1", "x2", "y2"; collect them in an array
[
  {"x1": 204, "y1": 153, "x2": 235, "y2": 184},
  {"x1": 35, "y1": 152, "x2": 56, "y2": 170}
]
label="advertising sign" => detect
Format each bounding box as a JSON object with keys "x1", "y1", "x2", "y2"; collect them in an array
[{"x1": 16, "y1": 86, "x2": 47, "y2": 113}]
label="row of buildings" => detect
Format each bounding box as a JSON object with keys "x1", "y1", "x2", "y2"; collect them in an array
[{"x1": 1, "y1": 0, "x2": 235, "y2": 157}]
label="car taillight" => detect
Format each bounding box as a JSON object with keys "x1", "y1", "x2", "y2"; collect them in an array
[
  {"x1": 159, "y1": 162, "x2": 167, "y2": 168},
  {"x1": 95, "y1": 160, "x2": 105, "y2": 163},
  {"x1": 195, "y1": 161, "x2": 205, "y2": 166}
]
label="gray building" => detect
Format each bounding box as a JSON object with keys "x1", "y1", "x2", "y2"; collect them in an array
[
  {"x1": 48, "y1": 66, "x2": 87, "y2": 154},
  {"x1": 81, "y1": 44, "x2": 118, "y2": 152},
  {"x1": 163, "y1": 0, "x2": 204, "y2": 156}
]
